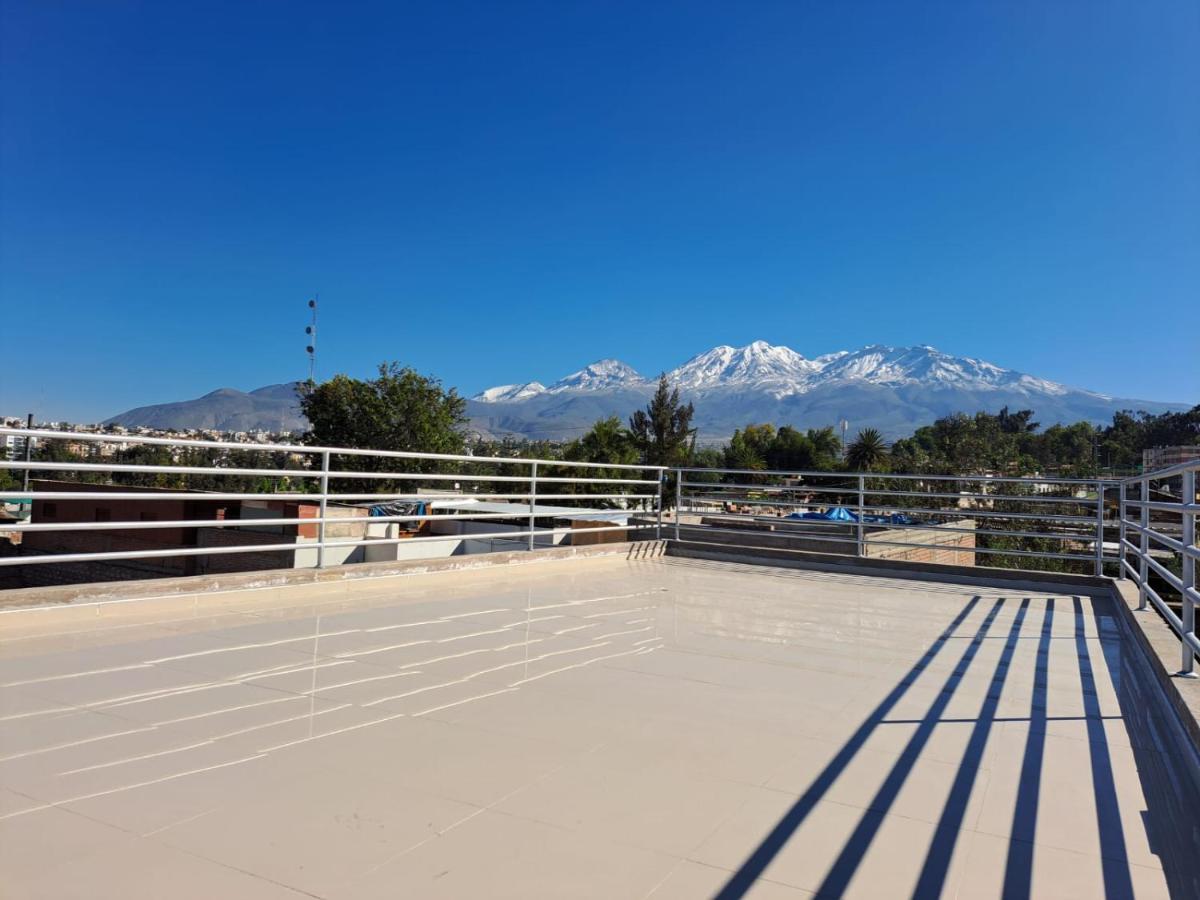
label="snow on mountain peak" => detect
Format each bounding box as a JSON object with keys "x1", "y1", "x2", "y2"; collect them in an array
[
  {"x1": 472, "y1": 381, "x2": 548, "y2": 402},
  {"x1": 667, "y1": 341, "x2": 820, "y2": 390},
  {"x1": 548, "y1": 359, "x2": 644, "y2": 392},
  {"x1": 470, "y1": 342, "x2": 1076, "y2": 403}
]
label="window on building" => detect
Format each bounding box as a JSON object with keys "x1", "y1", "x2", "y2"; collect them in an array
[
  {"x1": 140, "y1": 511, "x2": 157, "y2": 522},
  {"x1": 94, "y1": 508, "x2": 111, "y2": 522},
  {"x1": 43, "y1": 502, "x2": 57, "y2": 518}
]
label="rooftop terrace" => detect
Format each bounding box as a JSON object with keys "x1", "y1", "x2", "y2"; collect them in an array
[
  {"x1": 2, "y1": 429, "x2": 1198, "y2": 897},
  {"x1": 2, "y1": 554, "x2": 1197, "y2": 899}
]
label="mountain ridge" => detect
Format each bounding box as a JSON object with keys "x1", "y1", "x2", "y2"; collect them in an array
[
  {"x1": 103, "y1": 341, "x2": 1186, "y2": 441},
  {"x1": 473, "y1": 341, "x2": 1094, "y2": 402}
]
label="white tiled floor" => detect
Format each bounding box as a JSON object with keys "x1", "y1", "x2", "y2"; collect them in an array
[{"x1": 0, "y1": 557, "x2": 1184, "y2": 898}]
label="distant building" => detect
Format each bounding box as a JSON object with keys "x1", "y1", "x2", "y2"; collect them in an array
[
  {"x1": 1143, "y1": 445, "x2": 1200, "y2": 472},
  {"x1": 0, "y1": 482, "x2": 638, "y2": 589},
  {"x1": 1, "y1": 432, "x2": 29, "y2": 457},
  {"x1": 0, "y1": 480, "x2": 368, "y2": 588}
]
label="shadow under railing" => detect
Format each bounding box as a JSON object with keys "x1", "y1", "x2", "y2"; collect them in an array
[{"x1": 714, "y1": 593, "x2": 1152, "y2": 900}]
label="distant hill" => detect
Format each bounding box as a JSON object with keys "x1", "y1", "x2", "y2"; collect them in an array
[
  {"x1": 104, "y1": 342, "x2": 1189, "y2": 441},
  {"x1": 104, "y1": 383, "x2": 306, "y2": 432}
]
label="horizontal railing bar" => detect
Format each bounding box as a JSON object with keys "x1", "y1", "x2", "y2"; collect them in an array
[
  {"x1": 675, "y1": 523, "x2": 860, "y2": 547},
  {"x1": 0, "y1": 460, "x2": 658, "y2": 485},
  {"x1": 859, "y1": 538, "x2": 1101, "y2": 563},
  {"x1": 0, "y1": 491, "x2": 654, "y2": 503},
  {"x1": 1121, "y1": 499, "x2": 1200, "y2": 514},
  {"x1": 681, "y1": 482, "x2": 856, "y2": 493},
  {"x1": 862, "y1": 504, "x2": 1098, "y2": 524},
  {"x1": 1123, "y1": 521, "x2": 1188, "y2": 555},
  {"x1": 1143, "y1": 581, "x2": 1186, "y2": 629},
  {"x1": 1144, "y1": 552, "x2": 1185, "y2": 592},
  {"x1": 1128, "y1": 460, "x2": 1200, "y2": 481},
  {"x1": 682, "y1": 511, "x2": 1093, "y2": 544},
  {"x1": 0, "y1": 541, "x2": 313, "y2": 565},
  {"x1": 1127, "y1": 570, "x2": 1200, "y2": 658},
  {"x1": 681, "y1": 495, "x2": 831, "y2": 509},
  {"x1": 866, "y1": 521, "x2": 1093, "y2": 543},
  {"x1": 685, "y1": 482, "x2": 1097, "y2": 505},
  {"x1": 0, "y1": 522, "x2": 646, "y2": 567},
  {"x1": 317, "y1": 523, "x2": 638, "y2": 551},
  {"x1": 676, "y1": 520, "x2": 1104, "y2": 562},
  {"x1": 685, "y1": 494, "x2": 1100, "y2": 523},
  {"x1": 1118, "y1": 540, "x2": 1185, "y2": 595},
  {"x1": 0, "y1": 427, "x2": 666, "y2": 472},
  {"x1": 678, "y1": 465, "x2": 1116, "y2": 486},
  {"x1": 1119, "y1": 536, "x2": 1191, "y2": 561},
  {"x1": 862, "y1": 488, "x2": 1096, "y2": 505},
  {"x1": 674, "y1": 529, "x2": 1103, "y2": 564},
  {"x1": 3, "y1": 507, "x2": 637, "y2": 533}
]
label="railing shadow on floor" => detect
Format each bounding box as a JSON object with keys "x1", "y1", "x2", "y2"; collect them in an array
[
  {"x1": 713, "y1": 594, "x2": 1147, "y2": 900},
  {"x1": 1094, "y1": 601, "x2": 1200, "y2": 899}
]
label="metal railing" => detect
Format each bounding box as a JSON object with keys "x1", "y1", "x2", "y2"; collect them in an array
[
  {"x1": 0, "y1": 428, "x2": 666, "y2": 582},
  {"x1": 2, "y1": 425, "x2": 1192, "y2": 674},
  {"x1": 1119, "y1": 459, "x2": 1200, "y2": 675},
  {"x1": 671, "y1": 467, "x2": 1119, "y2": 576}
]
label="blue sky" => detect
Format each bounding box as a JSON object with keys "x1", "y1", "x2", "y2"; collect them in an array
[{"x1": 2, "y1": 1, "x2": 1197, "y2": 422}]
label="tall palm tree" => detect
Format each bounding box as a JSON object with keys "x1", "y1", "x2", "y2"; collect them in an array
[{"x1": 846, "y1": 428, "x2": 889, "y2": 472}]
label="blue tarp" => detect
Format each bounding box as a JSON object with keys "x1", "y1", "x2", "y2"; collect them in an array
[
  {"x1": 790, "y1": 506, "x2": 857, "y2": 521},
  {"x1": 370, "y1": 501, "x2": 426, "y2": 518},
  {"x1": 787, "y1": 506, "x2": 918, "y2": 526}
]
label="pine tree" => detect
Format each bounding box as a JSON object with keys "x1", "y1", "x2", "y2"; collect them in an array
[{"x1": 628, "y1": 374, "x2": 696, "y2": 467}]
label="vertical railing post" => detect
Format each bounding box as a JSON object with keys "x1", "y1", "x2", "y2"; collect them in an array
[
  {"x1": 1180, "y1": 469, "x2": 1196, "y2": 677},
  {"x1": 856, "y1": 474, "x2": 865, "y2": 558},
  {"x1": 1138, "y1": 477, "x2": 1149, "y2": 610},
  {"x1": 673, "y1": 468, "x2": 682, "y2": 542},
  {"x1": 21, "y1": 413, "x2": 34, "y2": 492},
  {"x1": 528, "y1": 461, "x2": 538, "y2": 551},
  {"x1": 316, "y1": 450, "x2": 330, "y2": 569},
  {"x1": 1117, "y1": 481, "x2": 1127, "y2": 580},
  {"x1": 655, "y1": 469, "x2": 663, "y2": 541},
  {"x1": 1094, "y1": 481, "x2": 1105, "y2": 577}
]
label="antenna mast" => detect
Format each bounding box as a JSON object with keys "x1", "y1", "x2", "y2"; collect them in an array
[{"x1": 305, "y1": 297, "x2": 318, "y2": 384}]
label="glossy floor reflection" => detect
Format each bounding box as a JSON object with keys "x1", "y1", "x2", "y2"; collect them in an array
[{"x1": 0, "y1": 557, "x2": 1187, "y2": 898}]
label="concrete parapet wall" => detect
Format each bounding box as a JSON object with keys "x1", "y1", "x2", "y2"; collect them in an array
[{"x1": 0, "y1": 540, "x2": 667, "y2": 610}]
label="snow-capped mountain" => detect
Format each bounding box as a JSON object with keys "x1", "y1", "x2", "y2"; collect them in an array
[
  {"x1": 465, "y1": 340, "x2": 1179, "y2": 441},
  {"x1": 811, "y1": 345, "x2": 1072, "y2": 395},
  {"x1": 546, "y1": 359, "x2": 645, "y2": 393},
  {"x1": 470, "y1": 360, "x2": 644, "y2": 402},
  {"x1": 474, "y1": 341, "x2": 1090, "y2": 403},
  {"x1": 104, "y1": 342, "x2": 1183, "y2": 440},
  {"x1": 473, "y1": 381, "x2": 548, "y2": 403},
  {"x1": 666, "y1": 341, "x2": 822, "y2": 392}
]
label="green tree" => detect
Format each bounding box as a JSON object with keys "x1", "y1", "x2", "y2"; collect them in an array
[
  {"x1": 628, "y1": 374, "x2": 696, "y2": 468},
  {"x1": 298, "y1": 363, "x2": 467, "y2": 490},
  {"x1": 299, "y1": 363, "x2": 466, "y2": 456},
  {"x1": 846, "y1": 428, "x2": 889, "y2": 472},
  {"x1": 766, "y1": 426, "x2": 817, "y2": 471},
  {"x1": 806, "y1": 427, "x2": 843, "y2": 470},
  {"x1": 564, "y1": 417, "x2": 638, "y2": 468},
  {"x1": 997, "y1": 406, "x2": 1038, "y2": 434},
  {"x1": 723, "y1": 424, "x2": 774, "y2": 471},
  {"x1": 559, "y1": 416, "x2": 642, "y2": 507},
  {"x1": 0, "y1": 447, "x2": 19, "y2": 492}
]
